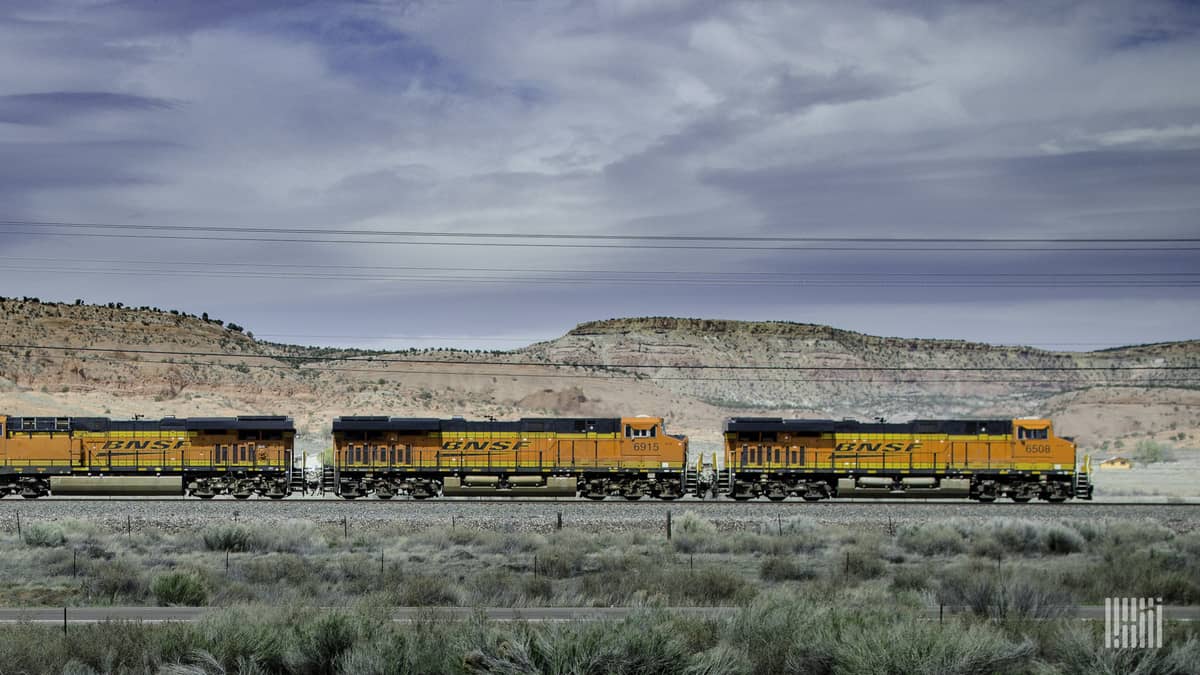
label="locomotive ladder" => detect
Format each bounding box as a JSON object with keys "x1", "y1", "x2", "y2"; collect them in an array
[
  {"x1": 288, "y1": 462, "x2": 306, "y2": 495},
  {"x1": 714, "y1": 466, "x2": 734, "y2": 496},
  {"x1": 1073, "y1": 455, "x2": 1094, "y2": 500},
  {"x1": 683, "y1": 460, "x2": 698, "y2": 497},
  {"x1": 321, "y1": 465, "x2": 337, "y2": 495}
]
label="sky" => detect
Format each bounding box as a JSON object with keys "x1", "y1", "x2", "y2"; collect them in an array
[{"x1": 1, "y1": 0, "x2": 1198, "y2": 351}]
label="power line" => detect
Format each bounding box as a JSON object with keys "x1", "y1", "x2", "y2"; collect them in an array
[
  {"x1": 3, "y1": 265, "x2": 1197, "y2": 287},
  {"x1": 4, "y1": 343, "x2": 1197, "y2": 371},
  {"x1": 2, "y1": 227, "x2": 1197, "y2": 252},
  {"x1": 3, "y1": 255, "x2": 1197, "y2": 278},
  {"x1": 4, "y1": 219, "x2": 1199, "y2": 244}
]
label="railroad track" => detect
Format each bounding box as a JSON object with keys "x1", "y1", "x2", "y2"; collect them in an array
[{"x1": 7, "y1": 496, "x2": 1196, "y2": 506}]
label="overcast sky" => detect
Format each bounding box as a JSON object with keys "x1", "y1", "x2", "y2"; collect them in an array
[{"x1": 1, "y1": 0, "x2": 1197, "y2": 351}]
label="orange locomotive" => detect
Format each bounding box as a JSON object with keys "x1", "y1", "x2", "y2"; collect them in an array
[
  {"x1": 721, "y1": 417, "x2": 1092, "y2": 502},
  {"x1": 331, "y1": 415, "x2": 688, "y2": 499},
  {"x1": 0, "y1": 414, "x2": 295, "y2": 499}
]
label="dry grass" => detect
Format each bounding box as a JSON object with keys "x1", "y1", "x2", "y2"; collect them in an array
[{"x1": 0, "y1": 512, "x2": 1197, "y2": 611}]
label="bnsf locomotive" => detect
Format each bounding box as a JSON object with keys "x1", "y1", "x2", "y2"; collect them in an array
[
  {"x1": 0, "y1": 414, "x2": 295, "y2": 499},
  {"x1": 721, "y1": 416, "x2": 1091, "y2": 503},
  {"x1": 1, "y1": 412, "x2": 1092, "y2": 502},
  {"x1": 331, "y1": 415, "x2": 688, "y2": 500}
]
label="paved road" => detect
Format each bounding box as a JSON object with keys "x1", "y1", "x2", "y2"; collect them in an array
[{"x1": 2, "y1": 606, "x2": 1197, "y2": 623}]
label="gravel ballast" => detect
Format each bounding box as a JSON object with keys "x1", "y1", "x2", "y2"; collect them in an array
[{"x1": 2, "y1": 499, "x2": 1195, "y2": 535}]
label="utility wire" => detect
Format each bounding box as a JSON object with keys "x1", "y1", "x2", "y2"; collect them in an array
[
  {"x1": 2, "y1": 228, "x2": 1196, "y2": 252},
  {"x1": 3, "y1": 255, "x2": 1196, "y2": 278},
  {"x1": 3, "y1": 265, "x2": 1196, "y2": 287},
  {"x1": 4, "y1": 219, "x2": 1199, "y2": 244}
]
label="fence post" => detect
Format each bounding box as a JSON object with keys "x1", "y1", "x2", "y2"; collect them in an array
[
  {"x1": 63, "y1": 607, "x2": 67, "y2": 636},
  {"x1": 343, "y1": 516, "x2": 348, "y2": 540},
  {"x1": 15, "y1": 511, "x2": 20, "y2": 538},
  {"x1": 666, "y1": 511, "x2": 672, "y2": 540},
  {"x1": 777, "y1": 514, "x2": 783, "y2": 536},
  {"x1": 556, "y1": 512, "x2": 562, "y2": 531},
  {"x1": 127, "y1": 515, "x2": 131, "y2": 539},
  {"x1": 226, "y1": 550, "x2": 230, "y2": 574}
]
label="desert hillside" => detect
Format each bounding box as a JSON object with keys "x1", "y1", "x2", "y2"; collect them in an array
[{"x1": 1, "y1": 298, "x2": 1197, "y2": 455}]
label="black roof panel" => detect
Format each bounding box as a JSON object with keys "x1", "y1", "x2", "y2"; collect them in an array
[
  {"x1": 2, "y1": 415, "x2": 294, "y2": 433},
  {"x1": 333, "y1": 416, "x2": 621, "y2": 434},
  {"x1": 724, "y1": 417, "x2": 1013, "y2": 435}
]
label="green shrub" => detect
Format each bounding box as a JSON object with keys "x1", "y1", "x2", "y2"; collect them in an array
[
  {"x1": 23, "y1": 523, "x2": 67, "y2": 547},
  {"x1": 937, "y1": 567, "x2": 1072, "y2": 620},
  {"x1": 683, "y1": 567, "x2": 754, "y2": 605},
  {"x1": 390, "y1": 573, "x2": 460, "y2": 607},
  {"x1": 897, "y1": 524, "x2": 966, "y2": 557},
  {"x1": 840, "y1": 545, "x2": 886, "y2": 580},
  {"x1": 672, "y1": 512, "x2": 719, "y2": 554},
  {"x1": 152, "y1": 572, "x2": 208, "y2": 606},
  {"x1": 202, "y1": 525, "x2": 256, "y2": 552},
  {"x1": 760, "y1": 556, "x2": 816, "y2": 582},
  {"x1": 890, "y1": 566, "x2": 930, "y2": 592},
  {"x1": 1042, "y1": 524, "x2": 1085, "y2": 555},
  {"x1": 200, "y1": 521, "x2": 316, "y2": 554},
  {"x1": 1135, "y1": 439, "x2": 1173, "y2": 464},
  {"x1": 533, "y1": 545, "x2": 587, "y2": 579},
  {"x1": 83, "y1": 559, "x2": 147, "y2": 603}
]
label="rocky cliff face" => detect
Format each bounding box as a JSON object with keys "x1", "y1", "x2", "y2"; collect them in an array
[
  {"x1": 1, "y1": 300, "x2": 1197, "y2": 452},
  {"x1": 523, "y1": 317, "x2": 1199, "y2": 421}
]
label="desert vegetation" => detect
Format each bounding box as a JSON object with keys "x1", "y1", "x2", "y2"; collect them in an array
[
  {"x1": 0, "y1": 513, "x2": 1198, "y2": 671},
  {"x1": 3, "y1": 513, "x2": 1200, "y2": 610},
  {"x1": 0, "y1": 509, "x2": 1190, "y2": 667}
]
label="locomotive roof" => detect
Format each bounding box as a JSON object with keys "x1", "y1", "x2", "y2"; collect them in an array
[
  {"x1": 333, "y1": 416, "x2": 622, "y2": 434},
  {"x1": 2, "y1": 415, "x2": 293, "y2": 433},
  {"x1": 725, "y1": 417, "x2": 1014, "y2": 435}
]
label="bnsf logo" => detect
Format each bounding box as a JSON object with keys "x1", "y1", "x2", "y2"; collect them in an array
[
  {"x1": 441, "y1": 441, "x2": 531, "y2": 451},
  {"x1": 101, "y1": 440, "x2": 186, "y2": 450},
  {"x1": 835, "y1": 442, "x2": 920, "y2": 453}
]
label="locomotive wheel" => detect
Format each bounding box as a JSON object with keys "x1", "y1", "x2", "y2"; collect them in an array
[
  {"x1": 802, "y1": 495, "x2": 822, "y2": 502},
  {"x1": 1011, "y1": 495, "x2": 1032, "y2": 503},
  {"x1": 196, "y1": 493, "x2": 215, "y2": 500},
  {"x1": 767, "y1": 494, "x2": 787, "y2": 502},
  {"x1": 233, "y1": 494, "x2": 251, "y2": 500},
  {"x1": 977, "y1": 495, "x2": 996, "y2": 503},
  {"x1": 376, "y1": 494, "x2": 393, "y2": 500}
]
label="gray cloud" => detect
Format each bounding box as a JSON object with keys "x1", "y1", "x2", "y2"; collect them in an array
[
  {"x1": 0, "y1": 91, "x2": 175, "y2": 125},
  {"x1": 0, "y1": 0, "x2": 1197, "y2": 348}
]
